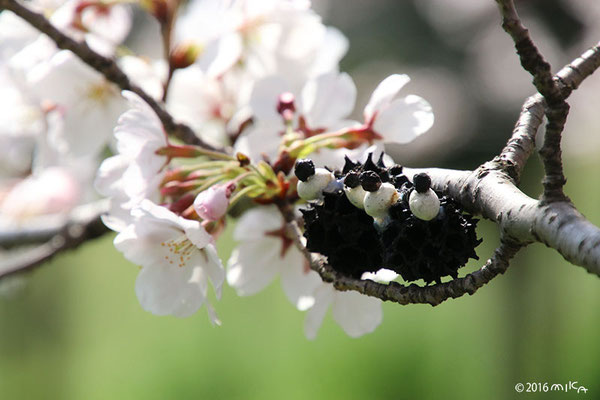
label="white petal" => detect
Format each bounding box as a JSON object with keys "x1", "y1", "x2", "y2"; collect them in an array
[
  {"x1": 134, "y1": 261, "x2": 207, "y2": 318},
  {"x1": 279, "y1": 248, "x2": 321, "y2": 310},
  {"x1": 199, "y1": 32, "x2": 243, "y2": 77},
  {"x1": 137, "y1": 200, "x2": 212, "y2": 249},
  {"x1": 249, "y1": 75, "x2": 291, "y2": 122},
  {"x1": 233, "y1": 122, "x2": 282, "y2": 163},
  {"x1": 308, "y1": 26, "x2": 349, "y2": 77},
  {"x1": 372, "y1": 95, "x2": 434, "y2": 144},
  {"x1": 94, "y1": 155, "x2": 128, "y2": 197},
  {"x1": 100, "y1": 213, "x2": 128, "y2": 233},
  {"x1": 363, "y1": 74, "x2": 410, "y2": 121},
  {"x1": 332, "y1": 291, "x2": 382, "y2": 338},
  {"x1": 202, "y1": 245, "x2": 226, "y2": 299},
  {"x1": 301, "y1": 72, "x2": 356, "y2": 128},
  {"x1": 226, "y1": 240, "x2": 280, "y2": 296},
  {"x1": 233, "y1": 205, "x2": 283, "y2": 240},
  {"x1": 113, "y1": 220, "x2": 178, "y2": 266},
  {"x1": 361, "y1": 268, "x2": 399, "y2": 283},
  {"x1": 304, "y1": 284, "x2": 334, "y2": 340}
]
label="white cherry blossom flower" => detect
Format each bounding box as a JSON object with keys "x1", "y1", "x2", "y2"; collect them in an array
[
  {"x1": 95, "y1": 91, "x2": 167, "y2": 229},
  {"x1": 235, "y1": 71, "x2": 358, "y2": 164},
  {"x1": 177, "y1": 0, "x2": 346, "y2": 86},
  {"x1": 114, "y1": 200, "x2": 225, "y2": 321},
  {"x1": 50, "y1": 0, "x2": 132, "y2": 56},
  {"x1": 227, "y1": 205, "x2": 384, "y2": 338},
  {"x1": 167, "y1": 65, "x2": 249, "y2": 147},
  {"x1": 363, "y1": 74, "x2": 434, "y2": 144},
  {"x1": 27, "y1": 50, "x2": 125, "y2": 157},
  {"x1": 227, "y1": 205, "x2": 320, "y2": 309},
  {"x1": 0, "y1": 66, "x2": 45, "y2": 178}
]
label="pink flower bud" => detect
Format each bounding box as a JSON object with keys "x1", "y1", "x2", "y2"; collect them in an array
[{"x1": 193, "y1": 183, "x2": 235, "y2": 221}]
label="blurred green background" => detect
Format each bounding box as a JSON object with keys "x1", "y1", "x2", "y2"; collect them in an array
[
  {"x1": 1, "y1": 157, "x2": 599, "y2": 399},
  {"x1": 3, "y1": 0, "x2": 600, "y2": 399}
]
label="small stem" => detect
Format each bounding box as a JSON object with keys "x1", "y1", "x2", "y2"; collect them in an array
[{"x1": 228, "y1": 185, "x2": 260, "y2": 209}]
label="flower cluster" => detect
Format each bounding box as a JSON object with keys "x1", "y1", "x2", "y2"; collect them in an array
[{"x1": 2, "y1": 0, "x2": 442, "y2": 338}]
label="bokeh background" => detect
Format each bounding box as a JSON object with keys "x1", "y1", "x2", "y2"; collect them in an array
[{"x1": 2, "y1": 0, "x2": 600, "y2": 398}]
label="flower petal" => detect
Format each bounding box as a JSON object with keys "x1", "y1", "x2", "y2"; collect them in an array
[
  {"x1": 304, "y1": 284, "x2": 334, "y2": 340},
  {"x1": 249, "y1": 75, "x2": 291, "y2": 122},
  {"x1": 226, "y1": 240, "x2": 280, "y2": 296},
  {"x1": 134, "y1": 261, "x2": 208, "y2": 318},
  {"x1": 361, "y1": 268, "x2": 399, "y2": 283},
  {"x1": 332, "y1": 291, "x2": 382, "y2": 338},
  {"x1": 372, "y1": 95, "x2": 434, "y2": 144},
  {"x1": 301, "y1": 71, "x2": 356, "y2": 128},
  {"x1": 202, "y1": 245, "x2": 226, "y2": 299},
  {"x1": 279, "y1": 248, "x2": 322, "y2": 311},
  {"x1": 232, "y1": 205, "x2": 283, "y2": 240},
  {"x1": 363, "y1": 74, "x2": 410, "y2": 122},
  {"x1": 199, "y1": 31, "x2": 244, "y2": 77}
]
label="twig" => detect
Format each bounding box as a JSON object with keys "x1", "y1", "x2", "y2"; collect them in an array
[
  {"x1": 0, "y1": 201, "x2": 110, "y2": 279},
  {"x1": 497, "y1": 41, "x2": 600, "y2": 182},
  {"x1": 0, "y1": 201, "x2": 109, "y2": 248},
  {"x1": 0, "y1": 0, "x2": 222, "y2": 152},
  {"x1": 495, "y1": 0, "x2": 569, "y2": 202},
  {"x1": 160, "y1": 0, "x2": 180, "y2": 102}
]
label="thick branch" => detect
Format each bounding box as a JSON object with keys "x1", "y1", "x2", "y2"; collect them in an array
[
  {"x1": 0, "y1": 0, "x2": 221, "y2": 151},
  {"x1": 405, "y1": 166, "x2": 600, "y2": 275},
  {"x1": 282, "y1": 210, "x2": 521, "y2": 306}
]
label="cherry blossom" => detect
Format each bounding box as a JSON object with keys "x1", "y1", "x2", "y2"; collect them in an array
[
  {"x1": 114, "y1": 200, "x2": 224, "y2": 321},
  {"x1": 227, "y1": 205, "x2": 384, "y2": 338},
  {"x1": 234, "y1": 71, "x2": 357, "y2": 163},
  {"x1": 27, "y1": 50, "x2": 125, "y2": 156},
  {"x1": 176, "y1": 0, "x2": 346, "y2": 85},
  {"x1": 95, "y1": 91, "x2": 167, "y2": 229}
]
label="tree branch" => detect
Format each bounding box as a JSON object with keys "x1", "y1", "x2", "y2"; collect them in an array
[
  {"x1": 0, "y1": 0, "x2": 222, "y2": 152},
  {"x1": 0, "y1": 201, "x2": 110, "y2": 279},
  {"x1": 281, "y1": 207, "x2": 522, "y2": 306},
  {"x1": 497, "y1": 41, "x2": 600, "y2": 182},
  {"x1": 495, "y1": 0, "x2": 570, "y2": 202}
]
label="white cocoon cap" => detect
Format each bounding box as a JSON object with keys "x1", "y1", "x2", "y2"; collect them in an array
[
  {"x1": 297, "y1": 168, "x2": 334, "y2": 200},
  {"x1": 364, "y1": 182, "x2": 398, "y2": 219},
  {"x1": 409, "y1": 189, "x2": 440, "y2": 221},
  {"x1": 344, "y1": 185, "x2": 366, "y2": 209}
]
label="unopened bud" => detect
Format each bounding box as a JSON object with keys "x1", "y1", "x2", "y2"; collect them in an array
[
  {"x1": 236, "y1": 152, "x2": 250, "y2": 167},
  {"x1": 193, "y1": 183, "x2": 236, "y2": 221},
  {"x1": 140, "y1": 0, "x2": 169, "y2": 24},
  {"x1": 170, "y1": 41, "x2": 202, "y2": 70}
]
